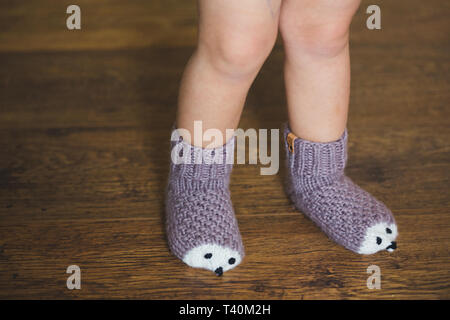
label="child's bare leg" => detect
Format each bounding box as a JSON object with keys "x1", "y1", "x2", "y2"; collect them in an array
[
  {"x1": 280, "y1": 0, "x2": 398, "y2": 255},
  {"x1": 176, "y1": 0, "x2": 281, "y2": 147},
  {"x1": 280, "y1": 0, "x2": 360, "y2": 143}
]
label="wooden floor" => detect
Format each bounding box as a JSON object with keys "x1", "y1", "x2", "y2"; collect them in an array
[{"x1": 0, "y1": 0, "x2": 449, "y2": 299}]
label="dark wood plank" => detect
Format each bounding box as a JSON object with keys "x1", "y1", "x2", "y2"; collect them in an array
[{"x1": 0, "y1": 211, "x2": 448, "y2": 299}]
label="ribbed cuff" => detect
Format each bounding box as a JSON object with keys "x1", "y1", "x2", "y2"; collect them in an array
[
  {"x1": 284, "y1": 123, "x2": 347, "y2": 177},
  {"x1": 169, "y1": 127, "x2": 235, "y2": 181}
]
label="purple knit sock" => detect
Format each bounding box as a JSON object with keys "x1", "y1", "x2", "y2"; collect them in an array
[
  {"x1": 166, "y1": 128, "x2": 244, "y2": 275},
  {"x1": 284, "y1": 123, "x2": 398, "y2": 254}
]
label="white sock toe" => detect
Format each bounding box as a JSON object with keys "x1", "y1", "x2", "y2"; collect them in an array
[
  {"x1": 358, "y1": 223, "x2": 398, "y2": 254},
  {"x1": 182, "y1": 244, "x2": 242, "y2": 275}
]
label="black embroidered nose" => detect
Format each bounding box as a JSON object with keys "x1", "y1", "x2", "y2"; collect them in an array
[
  {"x1": 386, "y1": 241, "x2": 397, "y2": 251},
  {"x1": 215, "y1": 267, "x2": 223, "y2": 276}
]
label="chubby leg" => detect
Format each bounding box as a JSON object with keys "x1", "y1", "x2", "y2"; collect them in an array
[
  {"x1": 280, "y1": 0, "x2": 398, "y2": 254},
  {"x1": 176, "y1": 0, "x2": 281, "y2": 147},
  {"x1": 280, "y1": 0, "x2": 360, "y2": 143}
]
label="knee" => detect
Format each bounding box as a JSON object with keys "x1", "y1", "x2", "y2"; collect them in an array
[
  {"x1": 199, "y1": 30, "x2": 277, "y2": 78},
  {"x1": 280, "y1": 0, "x2": 361, "y2": 58}
]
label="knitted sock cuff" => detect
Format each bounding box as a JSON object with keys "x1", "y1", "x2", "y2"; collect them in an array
[
  {"x1": 283, "y1": 123, "x2": 348, "y2": 177},
  {"x1": 169, "y1": 127, "x2": 235, "y2": 181}
]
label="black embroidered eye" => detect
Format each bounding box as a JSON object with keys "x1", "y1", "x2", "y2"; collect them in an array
[
  {"x1": 204, "y1": 253, "x2": 212, "y2": 259},
  {"x1": 376, "y1": 237, "x2": 382, "y2": 245},
  {"x1": 228, "y1": 257, "x2": 236, "y2": 265},
  {"x1": 386, "y1": 228, "x2": 392, "y2": 234}
]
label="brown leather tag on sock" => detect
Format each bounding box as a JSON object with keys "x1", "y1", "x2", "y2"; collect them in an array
[{"x1": 287, "y1": 132, "x2": 297, "y2": 153}]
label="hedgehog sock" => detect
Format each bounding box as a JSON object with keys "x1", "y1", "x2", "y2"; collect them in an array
[
  {"x1": 166, "y1": 128, "x2": 244, "y2": 275},
  {"x1": 284, "y1": 123, "x2": 398, "y2": 254}
]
